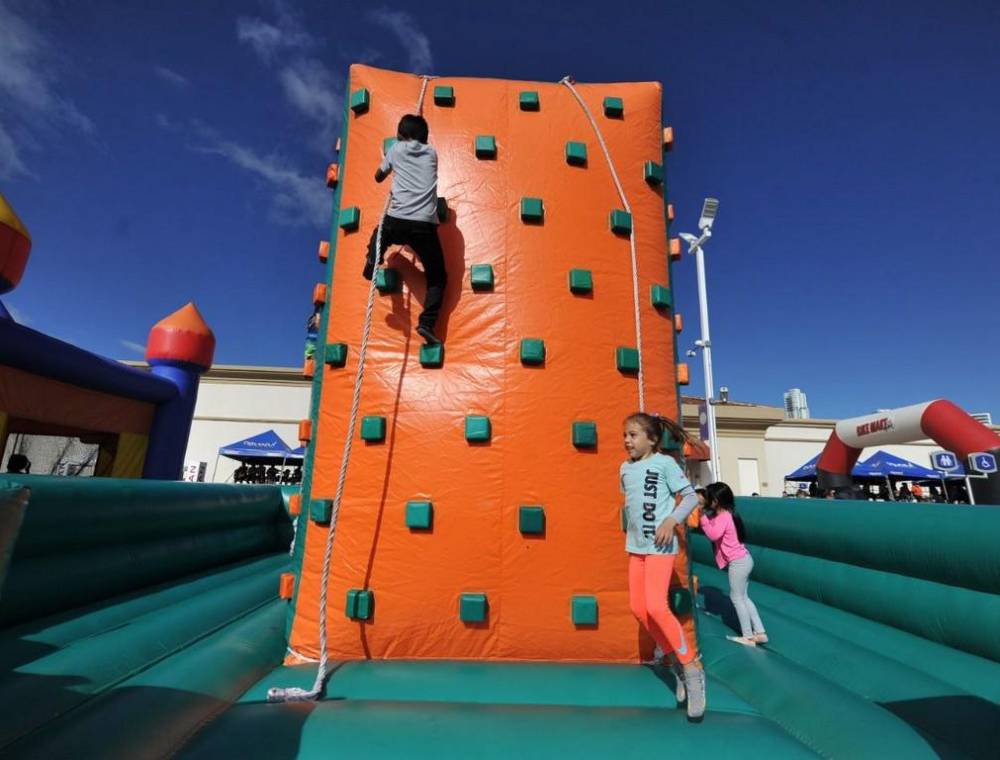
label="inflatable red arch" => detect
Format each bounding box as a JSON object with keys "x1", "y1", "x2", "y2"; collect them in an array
[{"x1": 817, "y1": 399, "x2": 1000, "y2": 504}]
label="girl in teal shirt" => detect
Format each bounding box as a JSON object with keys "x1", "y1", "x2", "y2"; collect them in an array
[{"x1": 621, "y1": 412, "x2": 706, "y2": 720}]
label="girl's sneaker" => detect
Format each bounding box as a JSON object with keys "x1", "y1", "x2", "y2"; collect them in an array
[
  {"x1": 671, "y1": 662, "x2": 687, "y2": 704},
  {"x1": 753, "y1": 632, "x2": 769, "y2": 645},
  {"x1": 726, "y1": 635, "x2": 757, "y2": 647},
  {"x1": 682, "y1": 662, "x2": 706, "y2": 721}
]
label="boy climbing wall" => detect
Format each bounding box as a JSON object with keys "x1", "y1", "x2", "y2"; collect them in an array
[{"x1": 363, "y1": 113, "x2": 447, "y2": 345}]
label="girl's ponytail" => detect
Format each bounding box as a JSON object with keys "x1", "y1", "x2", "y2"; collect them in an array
[{"x1": 624, "y1": 412, "x2": 689, "y2": 450}]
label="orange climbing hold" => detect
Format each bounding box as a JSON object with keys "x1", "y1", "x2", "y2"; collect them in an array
[
  {"x1": 674, "y1": 313, "x2": 683, "y2": 333},
  {"x1": 326, "y1": 163, "x2": 339, "y2": 188},
  {"x1": 669, "y1": 238, "x2": 682, "y2": 262},
  {"x1": 662, "y1": 126, "x2": 674, "y2": 151},
  {"x1": 298, "y1": 419, "x2": 312, "y2": 444},
  {"x1": 279, "y1": 573, "x2": 296, "y2": 600},
  {"x1": 288, "y1": 493, "x2": 302, "y2": 516},
  {"x1": 677, "y1": 363, "x2": 690, "y2": 385},
  {"x1": 312, "y1": 283, "x2": 327, "y2": 306},
  {"x1": 318, "y1": 240, "x2": 329, "y2": 264}
]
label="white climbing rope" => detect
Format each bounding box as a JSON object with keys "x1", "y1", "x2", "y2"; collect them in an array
[
  {"x1": 560, "y1": 76, "x2": 646, "y2": 411},
  {"x1": 268, "y1": 74, "x2": 433, "y2": 704}
]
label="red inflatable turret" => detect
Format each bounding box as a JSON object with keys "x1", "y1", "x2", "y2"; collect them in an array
[
  {"x1": 142, "y1": 303, "x2": 215, "y2": 479},
  {"x1": 145, "y1": 302, "x2": 216, "y2": 370},
  {"x1": 0, "y1": 191, "x2": 31, "y2": 295}
]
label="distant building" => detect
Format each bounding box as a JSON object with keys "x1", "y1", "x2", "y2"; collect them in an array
[{"x1": 783, "y1": 388, "x2": 811, "y2": 420}]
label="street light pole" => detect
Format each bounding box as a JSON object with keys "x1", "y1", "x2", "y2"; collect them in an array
[
  {"x1": 681, "y1": 198, "x2": 721, "y2": 481},
  {"x1": 694, "y1": 247, "x2": 721, "y2": 481}
]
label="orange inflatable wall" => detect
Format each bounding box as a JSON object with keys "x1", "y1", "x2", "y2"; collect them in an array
[{"x1": 289, "y1": 64, "x2": 684, "y2": 662}]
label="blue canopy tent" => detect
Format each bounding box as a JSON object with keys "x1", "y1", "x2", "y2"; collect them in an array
[
  {"x1": 784, "y1": 450, "x2": 955, "y2": 499},
  {"x1": 218, "y1": 429, "x2": 293, "y2": 462},
  {"x1": 214, "y1": 429, "x2": 296, "y2": 481},
  {"x1": 852, "y1": 451, "x2": 942, "y2": 481},
  {"x1": 785, "y1": 454, "x2": 820, "y2": 482}
]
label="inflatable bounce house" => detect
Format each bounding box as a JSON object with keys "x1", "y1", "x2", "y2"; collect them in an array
[{"x1": 1, "y1": 67, "x2": 999, "y2": 758}]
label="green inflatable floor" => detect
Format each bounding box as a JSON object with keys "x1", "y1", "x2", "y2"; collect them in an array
[{"x1": 2, "y1": 480, "x2": 997, "y2": 758}]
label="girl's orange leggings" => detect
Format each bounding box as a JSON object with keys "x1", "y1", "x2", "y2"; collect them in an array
[{"x1": 628, "y1": 553, "x2": 696, "y2": 665}]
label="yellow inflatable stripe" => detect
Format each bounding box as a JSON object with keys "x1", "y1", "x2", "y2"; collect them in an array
[{"x1": 0, "y1": 191, "x2": 31, "y2": 241}]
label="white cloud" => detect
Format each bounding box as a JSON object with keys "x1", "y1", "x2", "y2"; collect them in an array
[
  {"x1": 194, "y1": 129, "x2": 328, "y2": 227},
  {"x1": 235, "y1": 10, "x2": 341, "y2": 153},
  {"x1": 236, "y1": 14, "x2": 310, "y2": 62},
  {"x1": 119, "y1": 339, "x2": 147, "y2": 355},
  {"x1": 278, "y1": 58, "x2": 342, "y2": 151},
  {"x1": 367, "y1": 8, "x2": 433, "y2": 73},
  {"x1": 0, "y1": 0, "x2": 94, "y2": 179},
  {"x1": 153, "y1": 66, "x2": 188, "y2": 87},
  {"x1": 154, "y1": 112, "x2": 179, "y2": 131}
]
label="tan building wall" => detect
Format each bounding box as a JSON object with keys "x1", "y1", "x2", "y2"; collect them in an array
[
  {"x1": 179, "y1": 365, "x2": 311, "y2": 482},
  {"x1": 158, "y1": 367, "x2": 995, "y2": 493}
]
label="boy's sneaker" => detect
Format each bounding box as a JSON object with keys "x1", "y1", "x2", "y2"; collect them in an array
[
  {"x1": 726, "y1": 635, "x2": 757, "y2": 647},
  {"x1": 416, "y1": 325, "x2": 441, "y2": 345},
  {"x1": 753, "y1": 632, "x2": 769, "y2": 645},
  {"x1": 682, "y1": 661, "x2": 706, "y2": 721}
]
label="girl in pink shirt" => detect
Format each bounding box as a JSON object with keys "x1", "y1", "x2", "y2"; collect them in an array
[{"x1": 700, "y1": 483, "x2": 768, "y2": 647}]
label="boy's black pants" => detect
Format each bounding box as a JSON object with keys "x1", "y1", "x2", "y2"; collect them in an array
[{"x1": 364, "y1": 216, "x2": 447, "y2": 331}]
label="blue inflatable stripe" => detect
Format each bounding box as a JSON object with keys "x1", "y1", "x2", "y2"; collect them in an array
[{"x1": 0, "y1": 319, "x2": 176, "y2": 404}]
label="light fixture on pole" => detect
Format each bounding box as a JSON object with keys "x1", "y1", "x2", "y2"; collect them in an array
[{"x1": 679, "y1": 197, "x2": 721, "y2": 480}]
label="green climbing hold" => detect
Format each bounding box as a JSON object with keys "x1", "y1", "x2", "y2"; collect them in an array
[
  {"x1": 361, "y1": 416, "x2": 386, "y2": 442},
  {"x1": 339, "y1": 206, "x2": 361, "y2": 231},
  {"x1": 521, "y1": 197, "x2": 544, "y2": 223},
  {"x1": 475, "y1": 135, "x2": 497, "y2": 159},
  {"x1": 651, "y1": 284, "x2": 673, "y2": 310},
  {"x1": 325, "y1": 343, "x2": 348, "y2": 368},
  {"x1": 572, "y1": 421, "x2": 597, "y2": 449},
  {"x1": 346, "y1": 589, "x2": 374, "y2": 620},
  {"x1": 518, "y1": 505, "x2": 545, "y2": 535},
  {"x1": 311, "y1": 499, "x2": 332, "y2": 524},
  {"x1": 349, "y1": 88, "x2": 370, "y2": 114},
  {"x1": 470, "y1": 264, "x2": 495, "y2": 291},
  {"x1": 375, "y1": 268, "x2": 399, "y2": 294},
  {"x1": 669, "y1": 587, "x2": 692, "y2": 615},
  {"x1": 434, "y1": 85, "x2": 455, "y2": 106},
  {"x1": 383, "y1": 136, "x2": 397, "y2": 154},
  {"x1": 603, "y1": 96, "x2": 624, "y2": 117},
  {"x1": 406, "y1": 501, "x2": 433, "y2": 530},
  {"x1": 572, "y1": 595, "x2": 598, "y2": 625},
  {"x1": 460, "y1": 593, "x2": 488, "y2": 622},
  {"x1": 465, "y1": 415, "x2": 491, "y2": 443},
  {"x1": 568, "y1": 269, "x2": 593, "y2": 294},
  {"x1": 643, "y1": 160, "x2": 663, "y2": 185},
  {"x1": 616, "y1": 347, "x2": 640, "y2": 374},
  {"x1": 565, "y1": 141, "x2": 587, "y2": 165},
  {"x1": 609, "y1": 209, "x2": 632, "y2": 235},
  {"x1": 519, "y1": 90, "x2": 540, "y2": 110},
  {"x1": 419, "y1": 343, "x2": 444, "y2": 368},
  {"x1": 520, "y1": 338, "x2": 546, "y2": 366}
]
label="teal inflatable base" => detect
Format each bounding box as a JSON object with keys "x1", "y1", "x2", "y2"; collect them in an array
[{"x1": 0, "y1": 483, "x2": 997, "y2": 758}]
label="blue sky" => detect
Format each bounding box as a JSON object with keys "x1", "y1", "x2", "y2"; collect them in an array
[{"x1": 2, "y1": 0, "x2": 999, "y2": 419}]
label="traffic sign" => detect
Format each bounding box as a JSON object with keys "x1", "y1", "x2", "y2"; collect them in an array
[
  {"x1": 968, "y1": 452, "x2": 998, "y2": 474},
  {"x1": 930, "y1": 451, "x2": 959, "y2": 472}
]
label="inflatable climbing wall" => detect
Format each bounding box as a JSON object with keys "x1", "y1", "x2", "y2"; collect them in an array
[{"x1": 288, "y1": 64, "x2": 685, "y2": 662}]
